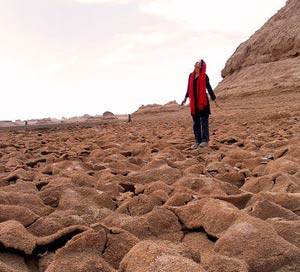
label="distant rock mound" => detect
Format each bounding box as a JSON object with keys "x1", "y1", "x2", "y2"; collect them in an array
[
  {"x1": 216, "y1": 0, "x2": 300, "y2": 99},
  {"x1": 133, "y1": 101, "x2": 181, "y2": 115},
  {"x1": 0, "y1": 121, "x2": 13, "y2": 127},
  {"x1": 103, "y1": 111, "x2": 116, "y2": 119}
]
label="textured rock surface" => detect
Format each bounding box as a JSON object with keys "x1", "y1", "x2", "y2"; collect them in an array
[
  {"x1": 214, "y1": 216, "x2": 300, "y2": 272},
  {"x1": 45, "y1": 229, "x2": 116, "y2": 272},
  {"x1": 0, "y1": 220, "x2": 36, "y2": 255},
  {"x1": 219, "y1": 0, "x2": 300, "y2": 82},
  {"x1": 119, "y1": 240, "x2": 204, "y2": 272},
  {"x1": 215, "y1": 0, "x2": 300, "y2": 135}
]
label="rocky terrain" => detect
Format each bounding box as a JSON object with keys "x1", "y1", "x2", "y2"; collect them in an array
[
  {"x1": 0, "y1": 0, "x2": 300, "y2": 271},
  {"x1": 0, "y1": 90, "x2": 299, "y2": 271}
]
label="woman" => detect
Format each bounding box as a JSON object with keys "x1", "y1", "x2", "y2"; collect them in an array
[{"x1": 181, "y1": 59, "x2": 219, "y2": 149}]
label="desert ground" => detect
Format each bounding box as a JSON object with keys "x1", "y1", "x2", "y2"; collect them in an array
[{"x1": 0, "y1": 85, "x2": 299, "y2": 271}]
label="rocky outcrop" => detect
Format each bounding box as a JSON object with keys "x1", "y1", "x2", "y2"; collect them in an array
[
  {"x1": 103, "y1": 111, "x2": 116, "y2": 119},
  {"x1": 133, "y1": 101, "x2": 182, "y2": 115},
  {"x1": 119, "y1": 240, "x2": 204, "y2": 272},
  {"x1": 216, "y1": 0, "x2": 300, "y2": 113}
]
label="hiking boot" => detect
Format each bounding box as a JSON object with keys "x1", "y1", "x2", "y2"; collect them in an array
[
  {"x1": 199, "y1": 142, "x2": 208, "y2": 147},
  {"x1": 191, "y1": 142, "x2": 200, "y2": 149}
]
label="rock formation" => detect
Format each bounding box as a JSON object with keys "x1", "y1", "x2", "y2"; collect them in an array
[
  {"x1": 103, "y1": 111, "x2": 116, "y2": 119},
  {"x1": 133, "y1": 101, "x2": 182, "y2": 115},
  {"x1": 216, "y1": 0, "x2": 300, "y2": 107}
]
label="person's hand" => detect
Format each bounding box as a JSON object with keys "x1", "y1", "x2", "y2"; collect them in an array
[{"x1": 181, "y1": 98, "x2": 187, "y2": 106}]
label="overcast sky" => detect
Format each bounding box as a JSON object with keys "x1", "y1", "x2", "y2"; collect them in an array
[{"x1": 1, "y1": 0, "x2": 287, "y2": 121}]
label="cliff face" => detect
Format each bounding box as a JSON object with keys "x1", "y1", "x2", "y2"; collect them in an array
[{"x1": 216, "y1": 0, "x2": 300, "y2": 98}]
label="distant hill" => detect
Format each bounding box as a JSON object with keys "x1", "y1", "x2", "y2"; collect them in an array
[{"x1": 133, "y1": 101, "x2": 182, "y2": 115}]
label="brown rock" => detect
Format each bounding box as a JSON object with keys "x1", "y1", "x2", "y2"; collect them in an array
[
  {"x1": 267, "y1": 218, "x2": 300, "y2": 249},
  {"x1": 201, "y1": 253, "x2": 249, "y2": 272},
  {"x1": 243, "y1": 173, "x2": 300, "y2": 193},
  {"x1": 0, "y1": 181, "x2": 38, "y2": 194},
  {"x1": 245, "y1": 199, "x2": 299, "y2": 221},
  {"x1": 174, "y1": 175, "x2": 242, "y2": 196},
  {"x1": 36, "y1": 224, "x2": 90, "y2": 246},
  {"x1": 39, "y1": 184, "x2": 116, "y2": 214},
  {"x1": 3, "y1": 168, "x2": 33, "y2": 182},
  {"x1": 243, "y1": 157, "x2": 265, "y2": 171},
  {"x1": 103, "y1": 111, "x2": 116, "y2": 118},
  {"x1": 116, "y1": 194, "x2": 163, "y2": 216},
  {"x1": 173, "y1": 198, "x2": 243, "y2": 237},
  {"x1": 27, "y1": 208, "x2": 112, "y2": 236},
  {"x1": 103, "y1": 206, "x2": 183, "y2": 242},
  {"x1": 218, "y1": 0, "x2": 300, "y2": 89},
  {"x1": 209, "y1": 192, "x2": 253, "y2": 209},
  {"x1": 5, "y1": 158, "x2": 24, "y2": 169},
  {"x1": 143, "y1": 180, "x2": 173, "y2": 195},
  {"x1": 165, "y1": 192, "x2": 194, "y2": 206},
  {"x1": 252, "y1": 164, "x2": 266, "y2": 177},
  {"x1": 149, "y1": 189, "x2": 169, "y2": 203},
  {"x1": 206, "y1": 161, "x2": 235, "y2": 174},
  {"x1": 183, "y1": 163, "x2": 205, "y2": 175},
  {"x1": 0, "y1": 220, "x2": 36, "y2": 254},
  {"x1": 41, "y1": 160, "x2": 90, "y2": 175},
  {"x1": 0, "y1": 260, "x2": 19, "y2": 272},
  {"x1": 119, "y1": 240, "x2": 204, "y2": 272},
  {"x1": 45, "y1": 229, "x2": 116, "y2": 272},
  {"x1": 0, "y1": 253, "x2": 28, "y2": 272},
  {"x1": 69, "y1": 171, "x2": 97, "y2": 187},
  {"x1": 259, "y1": 138, "x2": 289, "y2": 149},
  {"x1": 96, "y1": 180, "x2": 124, "y2": 196},
  {"x1": 133, "y1": 101, "x2": 181, "y2": 115},
  {"x1": 182, "y1": 232, "x2": 215, "y2": 256},
  {"x1": 246, "y1": 192, "x2": 300, "y2": 215},
  {"x1": 123, "y1": 164, "x2": 182, "y2": 185},
  {"x1": 0, "y1": 191, "x2": 53, "y2": 217},
  {"x1": 272, "y1": 174, "x2": 300, "y2": 193},
  {"x1": 102, "y1": 227, "x2": 139, "y2": 269},
  {"x1": 264, "y1": 157, "x2": 300, "y2": 175},
  {"x1": 215, "y1": 172, "x2": 245, "y2": 188},
  {"x1": 57, "y1": 187, "x2": 116, "y2": 212},
  {"x1": 0, "y1": 205, "x2": 39, "y2": 227},
  {"x1": 274, "y1": 147, "x2": 289, "y2": 159},
  {"x1": 140, "y1": 159, "x2": 169, "y2": 171},
  {"x1": 241, "y1": 175, "x2": 277, "y2": 193},
  {"x1": 214, "y1": 216, "x2": 300, "y2": 272}
]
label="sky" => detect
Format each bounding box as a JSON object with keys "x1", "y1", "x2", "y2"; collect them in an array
[{"x1": 0, "y1": 0, "x2": 287, "y2": 121}]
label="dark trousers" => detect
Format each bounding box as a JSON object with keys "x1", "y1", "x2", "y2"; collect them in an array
[{"x1": 192, "y1": 113, "x2": 209, "y2": 143}]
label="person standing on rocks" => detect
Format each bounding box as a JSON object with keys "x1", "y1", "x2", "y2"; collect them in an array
[{"x1": 181, "y1": 59, "x2": 219, "y2": 149}]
